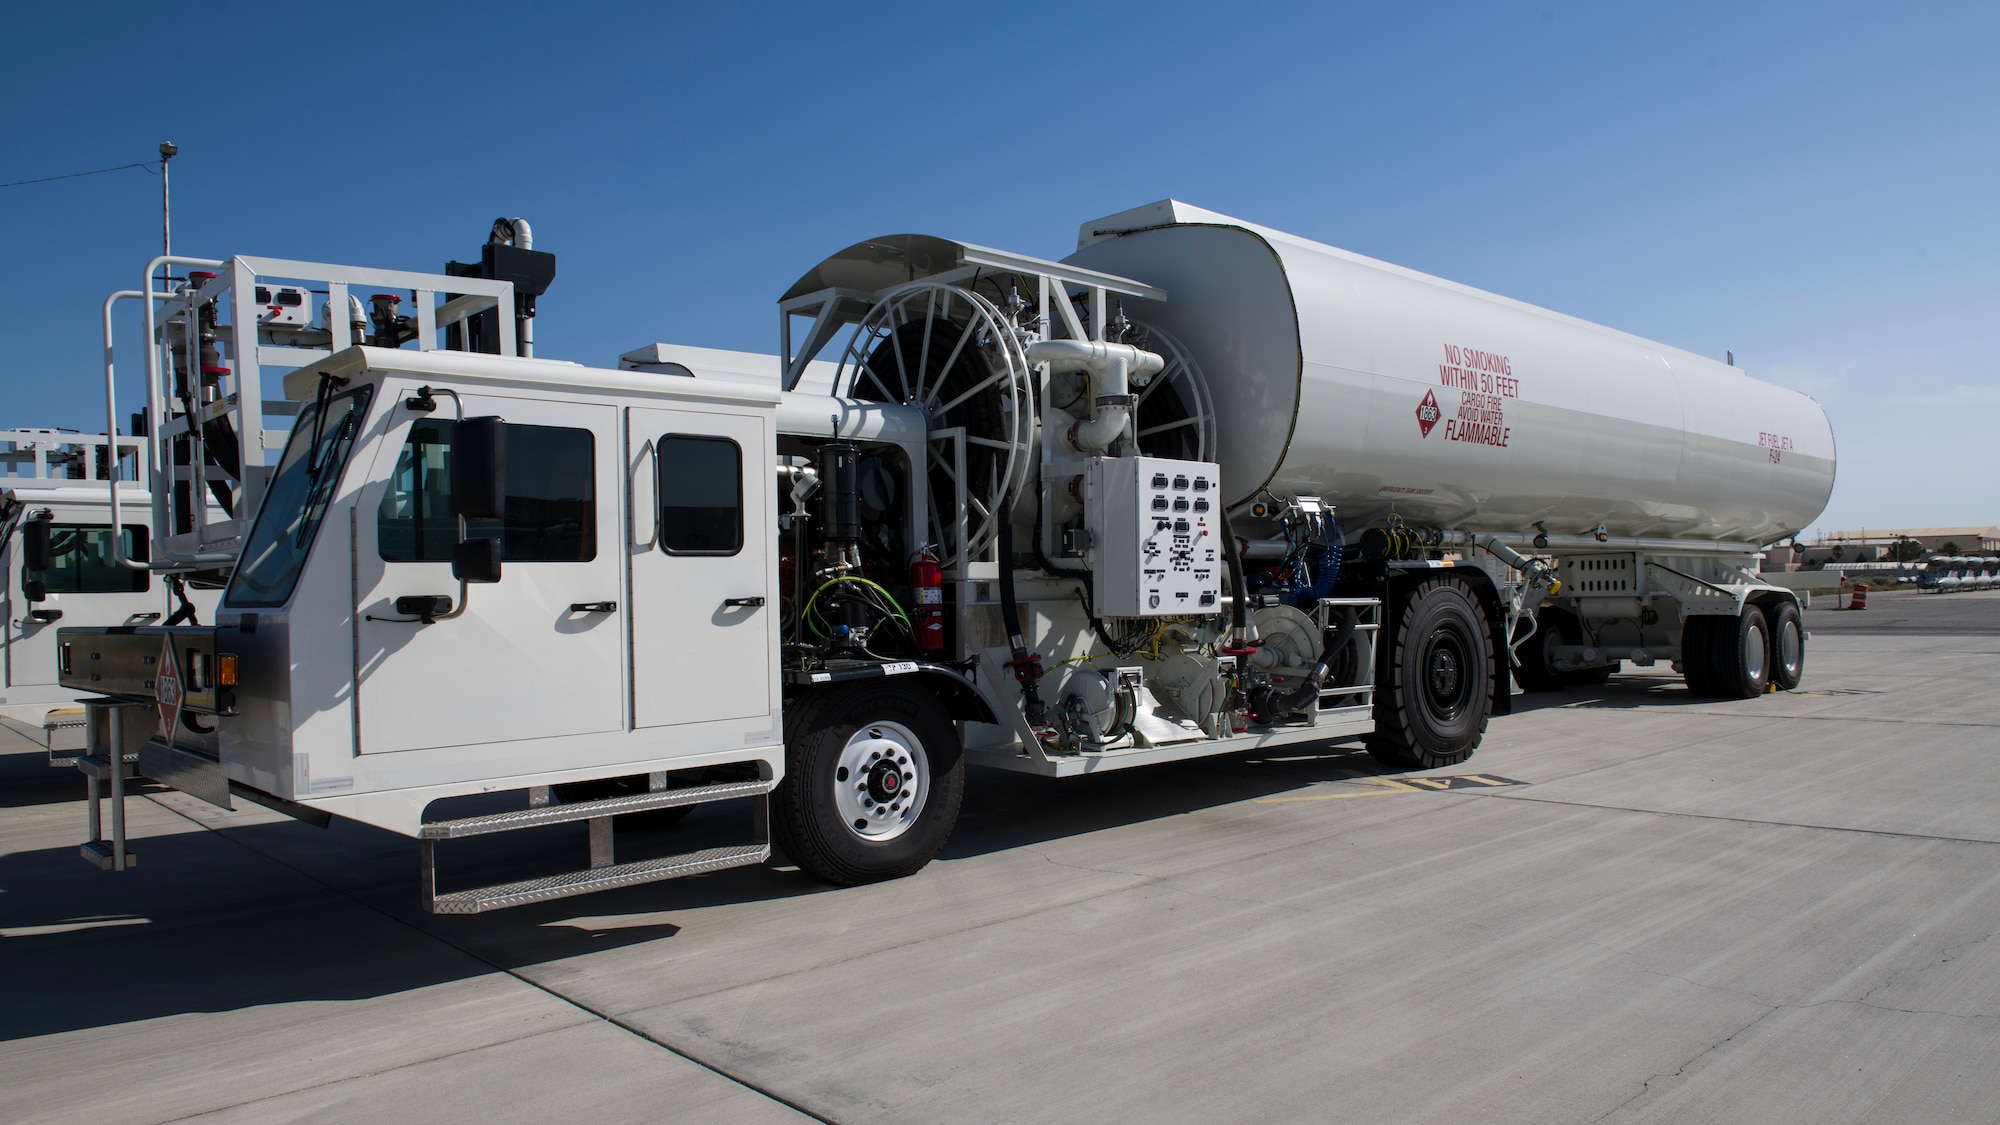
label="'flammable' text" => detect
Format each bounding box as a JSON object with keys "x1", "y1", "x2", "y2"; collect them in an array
[{"x1": 1444, "y1": 392, "x2": 1511, "y2": 447}]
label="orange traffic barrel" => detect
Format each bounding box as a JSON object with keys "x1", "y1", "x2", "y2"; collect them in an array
[{"x1": 1850, "y1": 583, "x2": 1868, "y2": 610}]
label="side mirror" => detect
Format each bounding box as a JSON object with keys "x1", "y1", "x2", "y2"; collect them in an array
[
  {"x1": 23, "y1": 578, "x2": 47, "y2": 603},
  {"x1": 23, "y1": 514, "x2": 52, "y2": 572},
  {"x1": 450, "y1": 417, "x2": 507, "y2": 519},
  {"x1": 452, "y1": 537, "x2": 503, "y2": 584}
]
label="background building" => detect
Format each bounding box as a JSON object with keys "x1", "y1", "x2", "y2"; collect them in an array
[{"x1": 1795, "y1": 527, "x2": 2000, "y2": 565}]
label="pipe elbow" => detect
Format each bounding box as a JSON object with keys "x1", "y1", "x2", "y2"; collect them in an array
[{"x1": 1025, "y1": 339, "x2": 1165, "y2": 382}]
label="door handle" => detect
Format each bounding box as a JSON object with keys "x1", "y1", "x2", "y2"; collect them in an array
[
  {"x1": 569, "y1": 601, "x2": 617, "y2": 613},
  {"x1": 723, "y1": 596, "x2": 765, "y2": 608}
]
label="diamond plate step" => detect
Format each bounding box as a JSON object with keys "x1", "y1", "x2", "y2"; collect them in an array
[
  {"x1": 427, "y1": 842, "x2": 771, "y2": 914},
  {"x1": 420, "y1": 778, "x2": 774, "y2": 840}
]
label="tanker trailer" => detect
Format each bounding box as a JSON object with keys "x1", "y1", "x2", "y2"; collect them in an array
[
  {"x1": 776, "y1": 200, "x2": 1830, "y2": 783},
  {"x1": 1063, "y1": 201, "x2": 1833, "y2": 760}
]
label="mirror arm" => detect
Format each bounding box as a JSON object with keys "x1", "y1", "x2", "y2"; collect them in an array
[
  {"x1": 436, "y1": 513, "x2": 474, "y2": 620},
  {"x1": 434, "y1": 575, "x2": 472, "y2": 621}
]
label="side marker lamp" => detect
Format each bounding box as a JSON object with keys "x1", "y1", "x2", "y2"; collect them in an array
[{"x1": 216, "y1": 654, "x2": 239, "y2": 687}]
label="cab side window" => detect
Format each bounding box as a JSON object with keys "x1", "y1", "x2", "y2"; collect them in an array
[
  {"x1": 22, "y1": 524, "x2": 150, "y2": 593},
  {"x1": 657, "y1": 435, "x2": 741, "y2": 555},
  {"x1": 378, "y1": 420, "x2": 596, "y2": 562}
]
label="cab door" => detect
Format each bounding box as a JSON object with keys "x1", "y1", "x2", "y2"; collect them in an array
[
  {"x1": 5, "y1": 519, "x2": 153, "y2": 692},
  {"x1": 353, "y1": 395, "x2": 623, "y2": 753},
  {"x1": 627, "y1": 404, "x2": 774, "y2": 729}
]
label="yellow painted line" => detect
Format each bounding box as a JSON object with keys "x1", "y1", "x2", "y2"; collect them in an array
[
  {"x1": 1256, "y1": 777, "x2": 1423, "y2": 804},
  {"x1": 1402, "y1": 777, "x2": 1451, "y2": 790},
  {"x1": 1459, "y1": 775, "x2": 1506, "y2": 786}
]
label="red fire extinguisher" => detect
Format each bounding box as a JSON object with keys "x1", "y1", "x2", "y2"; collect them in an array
[{"x1": 911, "y1": 550, "x2": 944, "y2": 652}]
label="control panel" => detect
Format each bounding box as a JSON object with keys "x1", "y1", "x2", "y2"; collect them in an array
[{"x1": 1086, "y1": 455, "x2": 1223, "y2": 617}]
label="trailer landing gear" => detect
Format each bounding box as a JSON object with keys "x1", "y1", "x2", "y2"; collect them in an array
[
  {"x1": 1368, "y1": 577, "x2": 1493, "y2": 770},
  {"x1": 776, "y1": 683, "x2": 964, "y2": 885}
]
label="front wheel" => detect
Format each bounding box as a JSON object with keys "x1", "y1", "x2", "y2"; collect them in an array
[
  {"x1": 774, "y1": 684, "x2": 965, "y2": 886},
  {"x1": 1369, "y1": 577, "x2": 1493, "y2": 770}
]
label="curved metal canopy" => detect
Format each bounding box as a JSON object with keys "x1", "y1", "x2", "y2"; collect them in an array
[{"x1": 780, "y1": 234, "x2": 1164, "y2": 304}]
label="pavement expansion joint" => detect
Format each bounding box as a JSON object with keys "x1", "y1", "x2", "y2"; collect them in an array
[
  {"x1": 1486, "y1": 791, "x2": 2000, "y2": 847},
  {"x1": 131, "y1": 790, "x2": 842, "y2": 1125}
]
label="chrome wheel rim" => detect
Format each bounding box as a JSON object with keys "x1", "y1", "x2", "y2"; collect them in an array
[
  {"x1": 832, "y1": 721, "x2": 929, "y2": 842},
  {"x1": 1744, "y1": 618, "x2": 1768, "y2": 681},
  {"x1": 1780, "y1": 619, "x2": 1803, "y2": 678}
]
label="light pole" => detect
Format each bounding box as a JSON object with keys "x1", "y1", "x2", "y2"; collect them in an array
[{"x1": 159, "y1": 141, "x2": 177, "y2": 257}]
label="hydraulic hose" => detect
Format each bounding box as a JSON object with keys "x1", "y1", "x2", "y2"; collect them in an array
[
  {"x1": 996, "y1": 516, "x2": 1047, "y2": 727},
  {"x1": 1218, "y1": 506, "x2": 1255, "y2": 650}
]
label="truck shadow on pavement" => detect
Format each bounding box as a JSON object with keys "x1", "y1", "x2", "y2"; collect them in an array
[
  {"x1": 1503, "y1": 671, "x2": 1716, "y2": 713},
  {"x1": 0, "y1": 695, "x2": 1611, "y2": 1044}
]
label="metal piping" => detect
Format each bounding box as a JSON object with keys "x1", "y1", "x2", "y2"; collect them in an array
[
  {"x1": 105, "y1": 286, "x2": 232, "y2": 570},
  {"x1": 1452, "y1": 530, "x2": 1763, "y2": 557},
  {"x1": 1025, "y1": 339, "x2": 1163, "y2": 453},
  {"x1": 502, "y1": 218, "x2": 534, "y2": 358}
]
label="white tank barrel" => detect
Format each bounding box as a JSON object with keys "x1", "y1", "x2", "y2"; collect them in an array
[{"x1": 1065, "y1": 201, "x2": 1835, "y2": 544}]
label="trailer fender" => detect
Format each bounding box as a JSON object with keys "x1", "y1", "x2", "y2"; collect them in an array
[
  {"x1": 785, "y1": 664, "x2": 999, "y2": 727},
  {"x1": 914, "y1": 670, "x2": 1001, "y2": 725}
]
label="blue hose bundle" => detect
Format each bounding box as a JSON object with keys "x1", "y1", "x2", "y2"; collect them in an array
[{"x1": 1289, "y1": 540, "x2": 1342, "y2": 608}]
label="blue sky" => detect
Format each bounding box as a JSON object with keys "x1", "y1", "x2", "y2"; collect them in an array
[{"x1": 3, "y1": 2, "x2": 1994, "y2": 539}]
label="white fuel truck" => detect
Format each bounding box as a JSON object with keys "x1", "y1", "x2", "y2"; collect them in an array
[
  {"x1": 56, "y1": 202, "x2": 1833, "y2": 910},
  {"x1": 2, "y1": 430, "x2": 220, "y2": 750}
]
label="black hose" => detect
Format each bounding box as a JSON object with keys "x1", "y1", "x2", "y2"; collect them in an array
[
  {"x1": 997, "y1": 515, "x2": 1046, "y2": 726},
  {"x1": 1218, "y1": 505, "x2": 1250, "y2": 641}
]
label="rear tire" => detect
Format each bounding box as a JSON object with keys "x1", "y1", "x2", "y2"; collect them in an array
[
  {"x1": 774, "y1": 684, "x2": 964, "y2": 886},
  {"x1": 1681, "y1": 616, "x2": 1718, "y2": 697},
  {"x1": 1511, "y1": 609, "x2": 1570, "y2": 693},
  {"x1": 1712, "y1": 604, "x2": 1776, "y2": 692},
  {"x1": 1767, "y1": 600, "x2": 1805, "y2": 691},
  {"x1": 1368, "y1": 578, "x2": 1492, "y2": 770}
]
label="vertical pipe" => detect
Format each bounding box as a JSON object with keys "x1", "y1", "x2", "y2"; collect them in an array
[
  {"x1": 103, "y1": 292, "x2": 147, "y2": 569},
  {"x1": 109, "y1": 707, "x2": 127, "y2": 870}
]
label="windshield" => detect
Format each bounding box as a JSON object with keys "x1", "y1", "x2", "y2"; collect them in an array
[{"x1": 225, "y1": 383, "x2": 374, "y2": 608}]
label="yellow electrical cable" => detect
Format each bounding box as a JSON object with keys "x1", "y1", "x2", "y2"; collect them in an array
[{"x1": 803, "y1": 575, "x2": 912, "y2": 637}]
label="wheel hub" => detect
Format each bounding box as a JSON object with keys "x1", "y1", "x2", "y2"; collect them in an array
[
  {"x1": 832, "y1": 721, "x2": 929, "y2": 843},
  {"x1": 1428, "y1": 647, "x2": 1461, "y2": 697},
  {"x1": 867, "y1": 760, "x2": 903, "y2": 802},
  {"x1": 1419, "y1": 624, "x2": 1476, "y2": 723}
]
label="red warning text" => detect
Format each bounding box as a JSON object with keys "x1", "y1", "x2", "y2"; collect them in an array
[{"x1": 1439, "y1": 344, "x2": 1519, "y2": 398}]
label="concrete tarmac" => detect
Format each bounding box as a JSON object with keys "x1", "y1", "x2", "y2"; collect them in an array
[{"x1": 3, "y1": 597, "x2": 1997, "y2": 1123}]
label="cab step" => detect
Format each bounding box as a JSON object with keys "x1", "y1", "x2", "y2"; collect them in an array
[
  {"x1": 419, "y1": 777, "x2": 773, "y2": 839},
  {"x1": 425, "y1": 842, "x2": 769, "y2": 914},
  {"x1": 418, "y1": 776, "x2": 774, "y2": 914}
]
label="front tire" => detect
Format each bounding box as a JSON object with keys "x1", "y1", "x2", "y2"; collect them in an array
[
  {"x1": 1369, "y1": 577, "x2": 1493, "y2": 770},
  {"x1": 775, "y1": 684, "x2": 964, "y2": 886}
]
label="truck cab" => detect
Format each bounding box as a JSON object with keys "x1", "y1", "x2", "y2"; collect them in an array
[{"x1": 2, "y1": 430, "x2": 218, "y2": 747}]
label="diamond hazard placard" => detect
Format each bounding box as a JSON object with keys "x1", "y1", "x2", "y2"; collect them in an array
[
  {"x1": 1415, "y1": 389, "x2": 1440, "y2": 438},
  {"x1": 155, "y1": 635, "x2": 182, "y2": 740}
]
